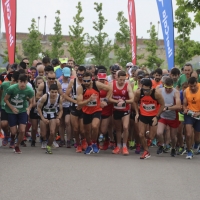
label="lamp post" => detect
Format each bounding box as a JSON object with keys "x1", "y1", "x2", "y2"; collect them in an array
[
  {"x1": 44, "y1": 15, "x2": 47, "y2": 36},
  {"x1": 38, "y1": 16, "x2": 40, "y2": 32}
]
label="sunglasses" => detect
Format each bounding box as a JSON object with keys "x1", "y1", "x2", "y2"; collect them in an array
[
  {"x1": 126, "y1": 66, "x2": 132, "y2": 68},
  {"x1": 142, "y1": 88, "x2": 151, "y2": 93},
  {"x1": 164, "y1": 84, "x2": 173, "y2": 89},
  {"x1": 48, "y1": 77, "x2": 55, "y2": 80},
  {"x1": 77, "y1": 73, "x2": 84, "y2": 77},
  {"x1": 83, "y1": 79, "x2": 91, "y2": 83}
]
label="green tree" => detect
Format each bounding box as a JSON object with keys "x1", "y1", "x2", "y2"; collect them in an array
[
  {"x1": 87, "y1": 2, "x2": 112, "y2": 66},
  {"x1": 144, "y1": 25, "x2": 164, "y2": 69},
  {"x1": 3, "y1": 47, "x2": 22, "y2": 64},
  {"x1": 67, "y1": 2, "x2": 87, "y2": 64},
  {"x1": 22, "y1": 18, "x2": 42, "y2": 65},
  {"x1": 174, "y1": 0, "x2": 200, "y2": 67},
  {"x1": 49, "y1": 10, "x2": 64, "y2": 59}
]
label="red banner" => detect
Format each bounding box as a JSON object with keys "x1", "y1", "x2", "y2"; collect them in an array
[
  {"x1": 128, "y1": 0, "x2": 137, "y2": 65},
  {"x1": 2, "y1": 0, "x2": 16, "y2": 64}
]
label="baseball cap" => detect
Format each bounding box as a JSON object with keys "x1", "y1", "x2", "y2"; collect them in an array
[
  {"x1": 111, "y1": 65, "x2": 120, "y2": 71},
  {"x1": 97, "y1": 73, "x2": 107, "y2": 80},
  {"x1": 51, "y1": 58, "x2": 60, "y2": 66},
  {"x1": 137, "y1": 71, "x2": 145, "y2": 78},
  {"x1": 126, "y1": 62, "x2": 133, "y2": 67},
  {"x1": 59, "y1": 58, "x2": 68, "y2": 64},
  {"x1": 62, "y1": 67, "x2": 71, "y2": 77}
]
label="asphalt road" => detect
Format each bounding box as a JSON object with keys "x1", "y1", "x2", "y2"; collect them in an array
[{"x1": 0, "y1": 141, "x2": 200, "y2": 200}]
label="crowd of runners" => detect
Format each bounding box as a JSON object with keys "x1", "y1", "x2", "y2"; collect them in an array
[{"x1": 0, "y1": 57, "x2": 200, "y2": 160}]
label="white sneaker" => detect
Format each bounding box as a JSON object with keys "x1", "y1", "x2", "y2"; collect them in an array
[
  {"x1": 52, "y1": 141, "x2": 59, "y2": 148},
  {"x1": 41, "y1": 141, "x2": 47, "y2": 149}
]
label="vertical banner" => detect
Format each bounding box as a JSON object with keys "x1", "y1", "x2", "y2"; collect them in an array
[
  {"x1": 2, "y1": 0, "x2": 16, "y2": 64},
  {"x1": 128, "y1": 0, "x2": 137, "y2": 65},
  {"x1": 156, "y1": 0, "x2": 174, "y2": 70}
]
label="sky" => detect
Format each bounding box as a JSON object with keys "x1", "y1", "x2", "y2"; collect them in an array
[{"x1": 0, "y1": 0, "x2": 200, "y2": 42}]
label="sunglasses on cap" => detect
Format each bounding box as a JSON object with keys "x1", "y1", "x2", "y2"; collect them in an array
[
  {"x1": 83, "y1": 79, "x2": 91, "y2": 83},
  {"x1": 164, "y1": 84, "x2": 173, "y2": 89}
]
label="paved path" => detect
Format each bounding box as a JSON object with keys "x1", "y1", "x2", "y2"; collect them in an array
[{"x1": 0, "y1": 142, "x2": 200, "y2": 200}]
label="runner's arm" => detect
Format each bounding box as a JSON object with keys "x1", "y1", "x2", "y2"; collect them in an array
[
  {"x1": 37, "y1": 94, "x2": 47, "y2": 121},
  {"x1": 155, "y1": 91, "x2": 165, "y2": 117},
  {"x1": 65, "y1": 79, "x2": 77, "y2": 104},
  {"x1": 57, "y1": 82, "x2": 63, "y2": 95},
  {"x1": 4, "y1": 94, "x2": 15, "y2": 112},
  {"x1": 77, "y1": 85, "x2": 91, "y2": 106},
  {"x1": 36, "y1": 82, "x2": 44, "y2": 101},
  {"x1": 167, "y1": 90, "x2": 181, "y2": 111},
  {"x1": 125, "y1": 83, "x2": 134, "y2": 104},
  {"x1": 96, "y1": 81, "x2": 110, "y2": 91},
  {"x1": 56, "y1": 97, "x2": 63, "y2": 119},
  {"x1": 133, "y1": 89, "x2": 140, "y2": 115},
  {"x1": 108, "y1": 83, "x2": 119, "y2": 104}
]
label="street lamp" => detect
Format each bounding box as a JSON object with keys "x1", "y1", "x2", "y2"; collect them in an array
[
  {"x1": 44, "y1": 15, "x2": 47, "y2": 36},
  {"x1": 38, "y1": 16, "x2": 40, "y2": 32}
]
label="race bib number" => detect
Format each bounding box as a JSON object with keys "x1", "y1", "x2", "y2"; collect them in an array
[
  {"x1": 187, "y1": 110, "x2": 200, "y2": 120},
  {"x1": 87, "y1": 100, "x2": 97, "y2": 107},
  {"x1": 142, "y1": 103, "x2": 156, "y2": 111},
  {"x1": 114, "y1": 102, "x2": 126, "y2": 110},
  {"x1": 43, "y1": 107, "x2": 57, "y2": 114}
]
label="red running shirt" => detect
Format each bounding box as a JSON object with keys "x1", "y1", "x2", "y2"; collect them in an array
[{"x1": 112, "y1": 80, "x2": 130, "y2": 111}]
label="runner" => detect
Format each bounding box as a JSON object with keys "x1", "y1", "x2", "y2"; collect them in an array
[
  {"x1": 134, "y1": 78, "x2": 165, "y2": 159},
  {"x1": 151, "y1": 68, "x2": 162, "y2": 88},
  {"x1": 65, "y1": 66, "x2": 86, "y2": 152},
  {"x1": 109, "y1": 70, "x2": 134, "y2": 155},
  {"x1": 183, "y1": 77, "x2": 200, "y2": 159},
  {"x1": 4, "y1": 74, "x2": 34, "y2": 153},
  {"x1": 156, "y1": 77, "x2": 181, "y2": 157},
  {"x1": 0, "y1": 71, "x2": 20, "y2": 146},
  {"x1": 59, "y1": 67, "x2": 72, "y2": 148},
  {"x1": 77, "y1": 71, "x2": 110, "y2": 154},
  {"x1": 37, "y1": 84, "x2": 63, "y2": 154},
  {"x1": 170, "y1": 68, "x2": 180, "y2": 88},
  {"x1": 97, "y1": 69, "x2": 113, "y2": 150},
  {"x1": 107, "y1": 65, "x2": 120, "y2": 83}
]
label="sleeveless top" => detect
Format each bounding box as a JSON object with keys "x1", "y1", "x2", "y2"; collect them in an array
[
  {"x1": 82, "y1": 81, "x2": 102, "y2": 114},
  {"x1": 160, "y1": 88, "x2": 176, "y2": 120},
  {"x1": 43, "y1": 81, "x2": 57, "y2": 95},
  {"x1": 71, "y1": 78, "x2": 81, "y2": 107},
  {"x1": 41, "y1": 92, "x2": 60, "y2": 119},
  {"x1": 139, "y1": 89, "x2": 160, "y2": 116},
  {"x1": 99, "y1": 81, "x2": 113, "y2": 116},
  {"x1": 112, "y1": 80, "x2": 130, "y2": 111},
  {"x1": 61, "y1": 80, "x2": 70, "y2": 108},
  {"x1": 185, "y1": 86, "x2": 200, "y2": 112}
]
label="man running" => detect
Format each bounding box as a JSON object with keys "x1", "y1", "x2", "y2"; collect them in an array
[
  {"x1": 65, "y1": 66, "x2": 86, "y2": 152},
  {"x1": 4, "y1": 74, "x2": 34, "y2": 153},
  {"x1": 37, "y1": 84, "x2": 63, "y2": 154},
  {"x1": 156, "y1": 77, "x2": 181, "y2": 157},
  {"x1": 183, "y1": 77, "x2": 200, "y2": 159},
  {"x1": 134, "y1": 79, "x2": 165, "y2": 159},
  {"x1": 109, "y1": 70, "x2": 134, "y2": 155},
  {"x1": 77, "y1": 72, "x2": 110, "y2": 154},
  {"x1": 151, "y1": 68, "x2": 162, "y2": 88}
]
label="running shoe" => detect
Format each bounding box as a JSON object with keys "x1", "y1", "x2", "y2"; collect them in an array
[
  {"x1": 129, "y1": 141, "x2": 135, "y2": 150},
  {"x1": 2, "y1": 137, "x2": 9, "y2": 146},
  {"x1": 122, "y1": 146, "x2": 129, "y2": 155},
  {"x1": 84, "y1": 145, "x2": 93, "y2": 154},
  {"x1": 66, "y1": 140, "x2": 71, "y2": 148},
  {"x1": 177, "y1": 147, "x2": 186, "y2": 155},
  {"x1": 140, "y1": 151, "x2": 151, "y2": 159},
  {"x1": 41, "y1": 141, "x2": 47, "y2": 149},
  {"x1": 9, "y1": 140, "x2": 15, "y2": 149},
  {"x1": 20, "y1": 140, "x2": 26, "y2": 147},
  {"x1": 70, "y1": 139, "x2": 75, "y2": 146},
  {"x1": 108, "y1": 141, "x2": 115, "y2": 150},
  {"x1": 76, "y1": 145, "x2": 82, "y2": 153},
  {"x1": 112, "y1": 147, "x2": 121, "y2": 154},
  {"x1": 31, "y1": 140, "x2": 36, "y2": 147},
  {"x1": 193, "y1": 143, "x2": 200, "y2": 154},
  {"x1": 25, "y1": 132, "x2": 31, "y2": 137},
  {"x1": 0, "y1": 132, "x2": 4, "y2": 139},
  {"x1": 92, "y1": 143, "x2": 100, "y2": 153},
  {"x1": 163, "y1": 145, "x2": 171, "y2": 153},
  {"x1": 56, "y1": 135, "x2": 60, "y2": 141},
  {"x1": 186, "y1": 150, "x2": 193, "y2": 159},
  {"x1": 135, "y1": 144, "x2": 141, "y2": 154},
  {"x1": 53, "y1": 141, "x2": 59, "y2": 148},
  {"x1": 81, "y1": 139, "x2": 88, "y2": 151},
  {"x1": 59, "y1": 140, "x2": 65, "y2": 147},
  {"x1": 151, "y1": 138, "x2": 157, "y2": 147},
  {"x1": 36, "y1": 133, "x2": 40, "y2": 137},
  {"x1": 147, "y1": 139, "x2": 152, "y2": 147},
  {"x1": 46, "y1": 145, "x2": 52, "y2": 154},
  {"x1": 157, "y1": 146, "x2": 164, "y2": 155},
  {"x1": 102, "y1": 140, "x2": 109, "y2": 150},
  {"x1": 23, "y1": 136, "x2": 27, "y2": 141},
  {"x1": 171, "y1": 148, "x2": 176, "y2": 157},
  {"x1": 14, "y1": 146, "x2": 22, "y2": 154}
]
